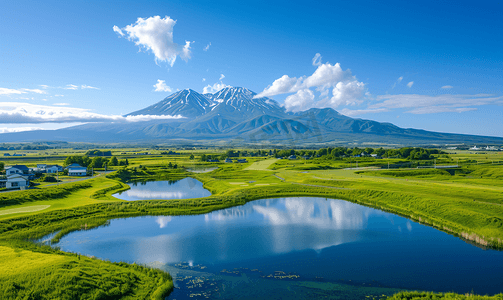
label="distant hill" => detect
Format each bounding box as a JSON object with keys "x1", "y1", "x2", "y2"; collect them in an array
[{"x1": 1, "y1": 87, "x2": 502, "y2": 146}]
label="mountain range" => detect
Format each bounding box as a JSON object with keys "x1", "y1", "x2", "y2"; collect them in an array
[{"x1": 1, "y1": 87, "x2": 502, "y2": 146}]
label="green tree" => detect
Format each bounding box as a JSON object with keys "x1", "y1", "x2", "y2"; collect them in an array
[
  {"x1": 189, "y1": 154, "x2": 195, "y2": 160},
  {"x1": 200, "y1": 154, "x2": 207, "y2": 162},
  {"x1": 109, "y1": 156, "x2": 119, "y2": 166},
  {"x1": 0, "y1": 161, "x2": 4, "y2": 172}
]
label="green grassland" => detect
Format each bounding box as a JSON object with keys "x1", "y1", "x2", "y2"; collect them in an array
[{"x1": 0, "y1": 149, "x2": 502, "y2": 299}]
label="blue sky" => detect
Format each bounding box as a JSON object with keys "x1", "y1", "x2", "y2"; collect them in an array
[{"x1": 1, "y1": 0, "x2": 502, "y2": 137}]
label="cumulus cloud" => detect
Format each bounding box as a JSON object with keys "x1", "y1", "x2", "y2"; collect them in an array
[
  {"x1": 0, "y1": 102, "x2": 184, "y2": 124},
  {"x1": 255, "y1": 62, "x2": 353, "y2": 99},
  {"x1": 407, "y1": 81, "x2": 414, "y2": 88},
  {"x1": 284, "y1": 89, "x2": 315, "y2": 112},
  {"x1": 312, "y1": 53, "x2": 322, "y2": 66},
  {"x1": 114, "y1": 15, "x2": 192, "y2": 66},
  {"x1": 370, "y1": 94, "x2": 503, "y2": 114},
  {"x1": 255, "y1": 58, "x2": 365, "y2": 112},
  {"x1": 204, "y1": 42, "x2": 211, "y2": 51},
  {"x1": 441, "y1": 85, "x2": 453, "y2": 89},
  {"x1": 325, "y1": 81, "x2": 365, "y2": 108},
  {"x1": 153, "y1": 79, "x2": 172, "y2": 92},
  {"x1": 203, "y1": 82, "x2": 230, "y2": 94}
]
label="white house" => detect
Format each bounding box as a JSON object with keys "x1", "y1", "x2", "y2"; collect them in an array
[
  {"x1": 68, "y1": 167, "x2": 87, "y2": 176},
  {"x1": 5, "y1": 165, "x2": 29, "y2": 176},
  {"x1": 6, "y1": 174, "x2": 30, "y2": 190},
  {"x1": 46, "y1": 165, "x2": 63, "y2": 173}
]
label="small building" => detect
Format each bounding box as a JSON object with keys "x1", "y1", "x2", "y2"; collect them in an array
[
  {"x1": 225, "y1": 158, "x2": 233, "y2": 163},
  {"x1": 288, "y1": 155, "x2": 297, "y2": 160},
  {"x1": 46, "y1": 165, "x2": 63, "y2": 173},
  {"x1": 3, "y1": 153, "x2": 10, "y2": 156},
  {"x1": 68, "y1": 166, "x2": 87, "y2": 176},
  {"x1": 207, "y1": 159, "x2": 219, "y2": 163},
  {"x1": 37, "y1": 164, "x2": 47, "y2": 169},
  {"x1": 5, "y1": 165, "x2": 30, "y2": 176},
  {"x1": 237, "y1": 159, "x2": 247, "y2": 163},
  {"x1": 5, "y1": 174, "x2": 30, "y2": 190}
]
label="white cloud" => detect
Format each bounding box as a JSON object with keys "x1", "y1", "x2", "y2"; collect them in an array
[
  {"x1": 64, "y1": 84, "x2": 79, "y2": 90},
  {"x1": 113, "y1": 25, "x2": 124, "y2": 36},
  {"x1": 219, "y1": 74, "x2": 225, "y2": 81},
  {"x1": 255, "y1": 62, "x2": 353, "y2": 98},
  {"x1": 153, "y1": 79, "x2": 172, "y2": 92},
  {"x1": 39, "y1": 85, "x2": 51, "y2": 89},
  {"x1": 0, "y1": 87, "x2": 47, "y2": 96},
  {"x1": 407, "y1": 106, "x2": 477, "y2": 114},
  {"x1": 0, "y1": 127, "x2": 45, "y2": 133},
  {"x1": 0, "y1": 102, "x2": 184, "y2": 124},
  {"x1": 204, "y1": 42, "x2": 211, "y2": 51},
  {"x1": 441, "y1": 85, "x2": 453, "y2": 89},
  {"x1": 312, "y1": 53, "x2": 322, "y2": 66},
  {"x1": 326, "y1": 81, "x2": 365, "y2": 108},
  {"x1": 203, "y1": 82, "x2": 230, "y2": 94},
  {"x1": 407, "y1": 81, "x2": 414, "y2": 88},
  {"x1": 202, "y1": 78, "x2": 206, "y2": 82},
  {"x1": 0, "y1": 88, "x2": 26, "y2": 95},
  {"x1": 370, "y1": 94, "x2": 503, "y2": 114},
  {"x1": 284, "y1": 89, "x2": 315, "y2": 112},
  {"x1": 339, "y1": 108, "x2": 389, "y2": 117},
  {"x1": 392, "y1": 76, "x2": 403, "y2": 89},
  {"x1": 53, "y1": 103, "x2": 70, "y2": 106},
  {"x1": 114, "y1": 15, "x2": 192, "y2": 66},
  {"x1": 22, "y1": 89, "x2": 46, "y2": 94},
  {"x1": 81, "y1": 85, "x2": 100, "y2": 90},
  {"x1": 181, "y1": 41, "x2": 192, "y2": 61}
]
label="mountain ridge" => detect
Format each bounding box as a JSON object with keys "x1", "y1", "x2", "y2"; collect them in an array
[{"x1": 1, "y1": 87, "x2": 502, "y2": 146}]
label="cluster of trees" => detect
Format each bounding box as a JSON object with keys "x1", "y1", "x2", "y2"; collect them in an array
[
  {"x1": 270, "y1": 147, "x2": 446, "y2": 160},
  {"x1": 84, "y1": 149, "x2": 112, "y2": 156},
  {"x1": 63, "y1": 156, "x2": 128, "y2": 168}
]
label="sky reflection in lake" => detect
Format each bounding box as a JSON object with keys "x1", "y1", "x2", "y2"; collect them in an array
[
  {"x1": 56, "y1": 197, "x2": 503, "y2": 294},
  {"x1": 112, "y1": 178, "x2": 211, "y2": 200}
]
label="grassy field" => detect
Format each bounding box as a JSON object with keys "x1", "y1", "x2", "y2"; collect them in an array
[{"x1": 0, "y1": 149, "x2": 502, "y2": 299}]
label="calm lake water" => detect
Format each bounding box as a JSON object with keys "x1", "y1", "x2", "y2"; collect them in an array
[
  {"x1": 112, "y1": 178, "x2": 211, "y2": 201},
  {"x1": 54, "y1": 197, "x2": 503, "y2": 297}
]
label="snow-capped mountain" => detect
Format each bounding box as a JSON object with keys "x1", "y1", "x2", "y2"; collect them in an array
[
  {"x1": 129, "y1": 87, "x2": 286, "y2": 120},
  {"x1": 2, "y1": 86, "x2": 503, "y2": 145},
  {"x1": 127, "y1": 89, "x2": 213, "y2": 118}
]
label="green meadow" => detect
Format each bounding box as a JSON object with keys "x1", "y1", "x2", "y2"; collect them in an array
[{"x1": 0, "y1": 147, "x2": 502, "y2": 299}]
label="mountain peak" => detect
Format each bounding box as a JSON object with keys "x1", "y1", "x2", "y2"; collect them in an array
[{"x1": 127, "y1": 89, "x2": 212, "y2": 118}]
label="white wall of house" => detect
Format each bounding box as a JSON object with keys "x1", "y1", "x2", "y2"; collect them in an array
[
  {"x1": 6, "y1": 177, "x2": 29, "y2": 189},
  {"x1": 68, "y1": 168, "x2": 87, "y2": 176},
  {"x1": 46, "y1": 166, "x2": 59, "y2": 173}
]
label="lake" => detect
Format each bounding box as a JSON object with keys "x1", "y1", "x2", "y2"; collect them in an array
[
  {"x1": 112, "y1": 178, "x2": 211, "y2": 201},
  {"x1": 54, "y1": 197, "x2": 503, "y2": 298}
]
